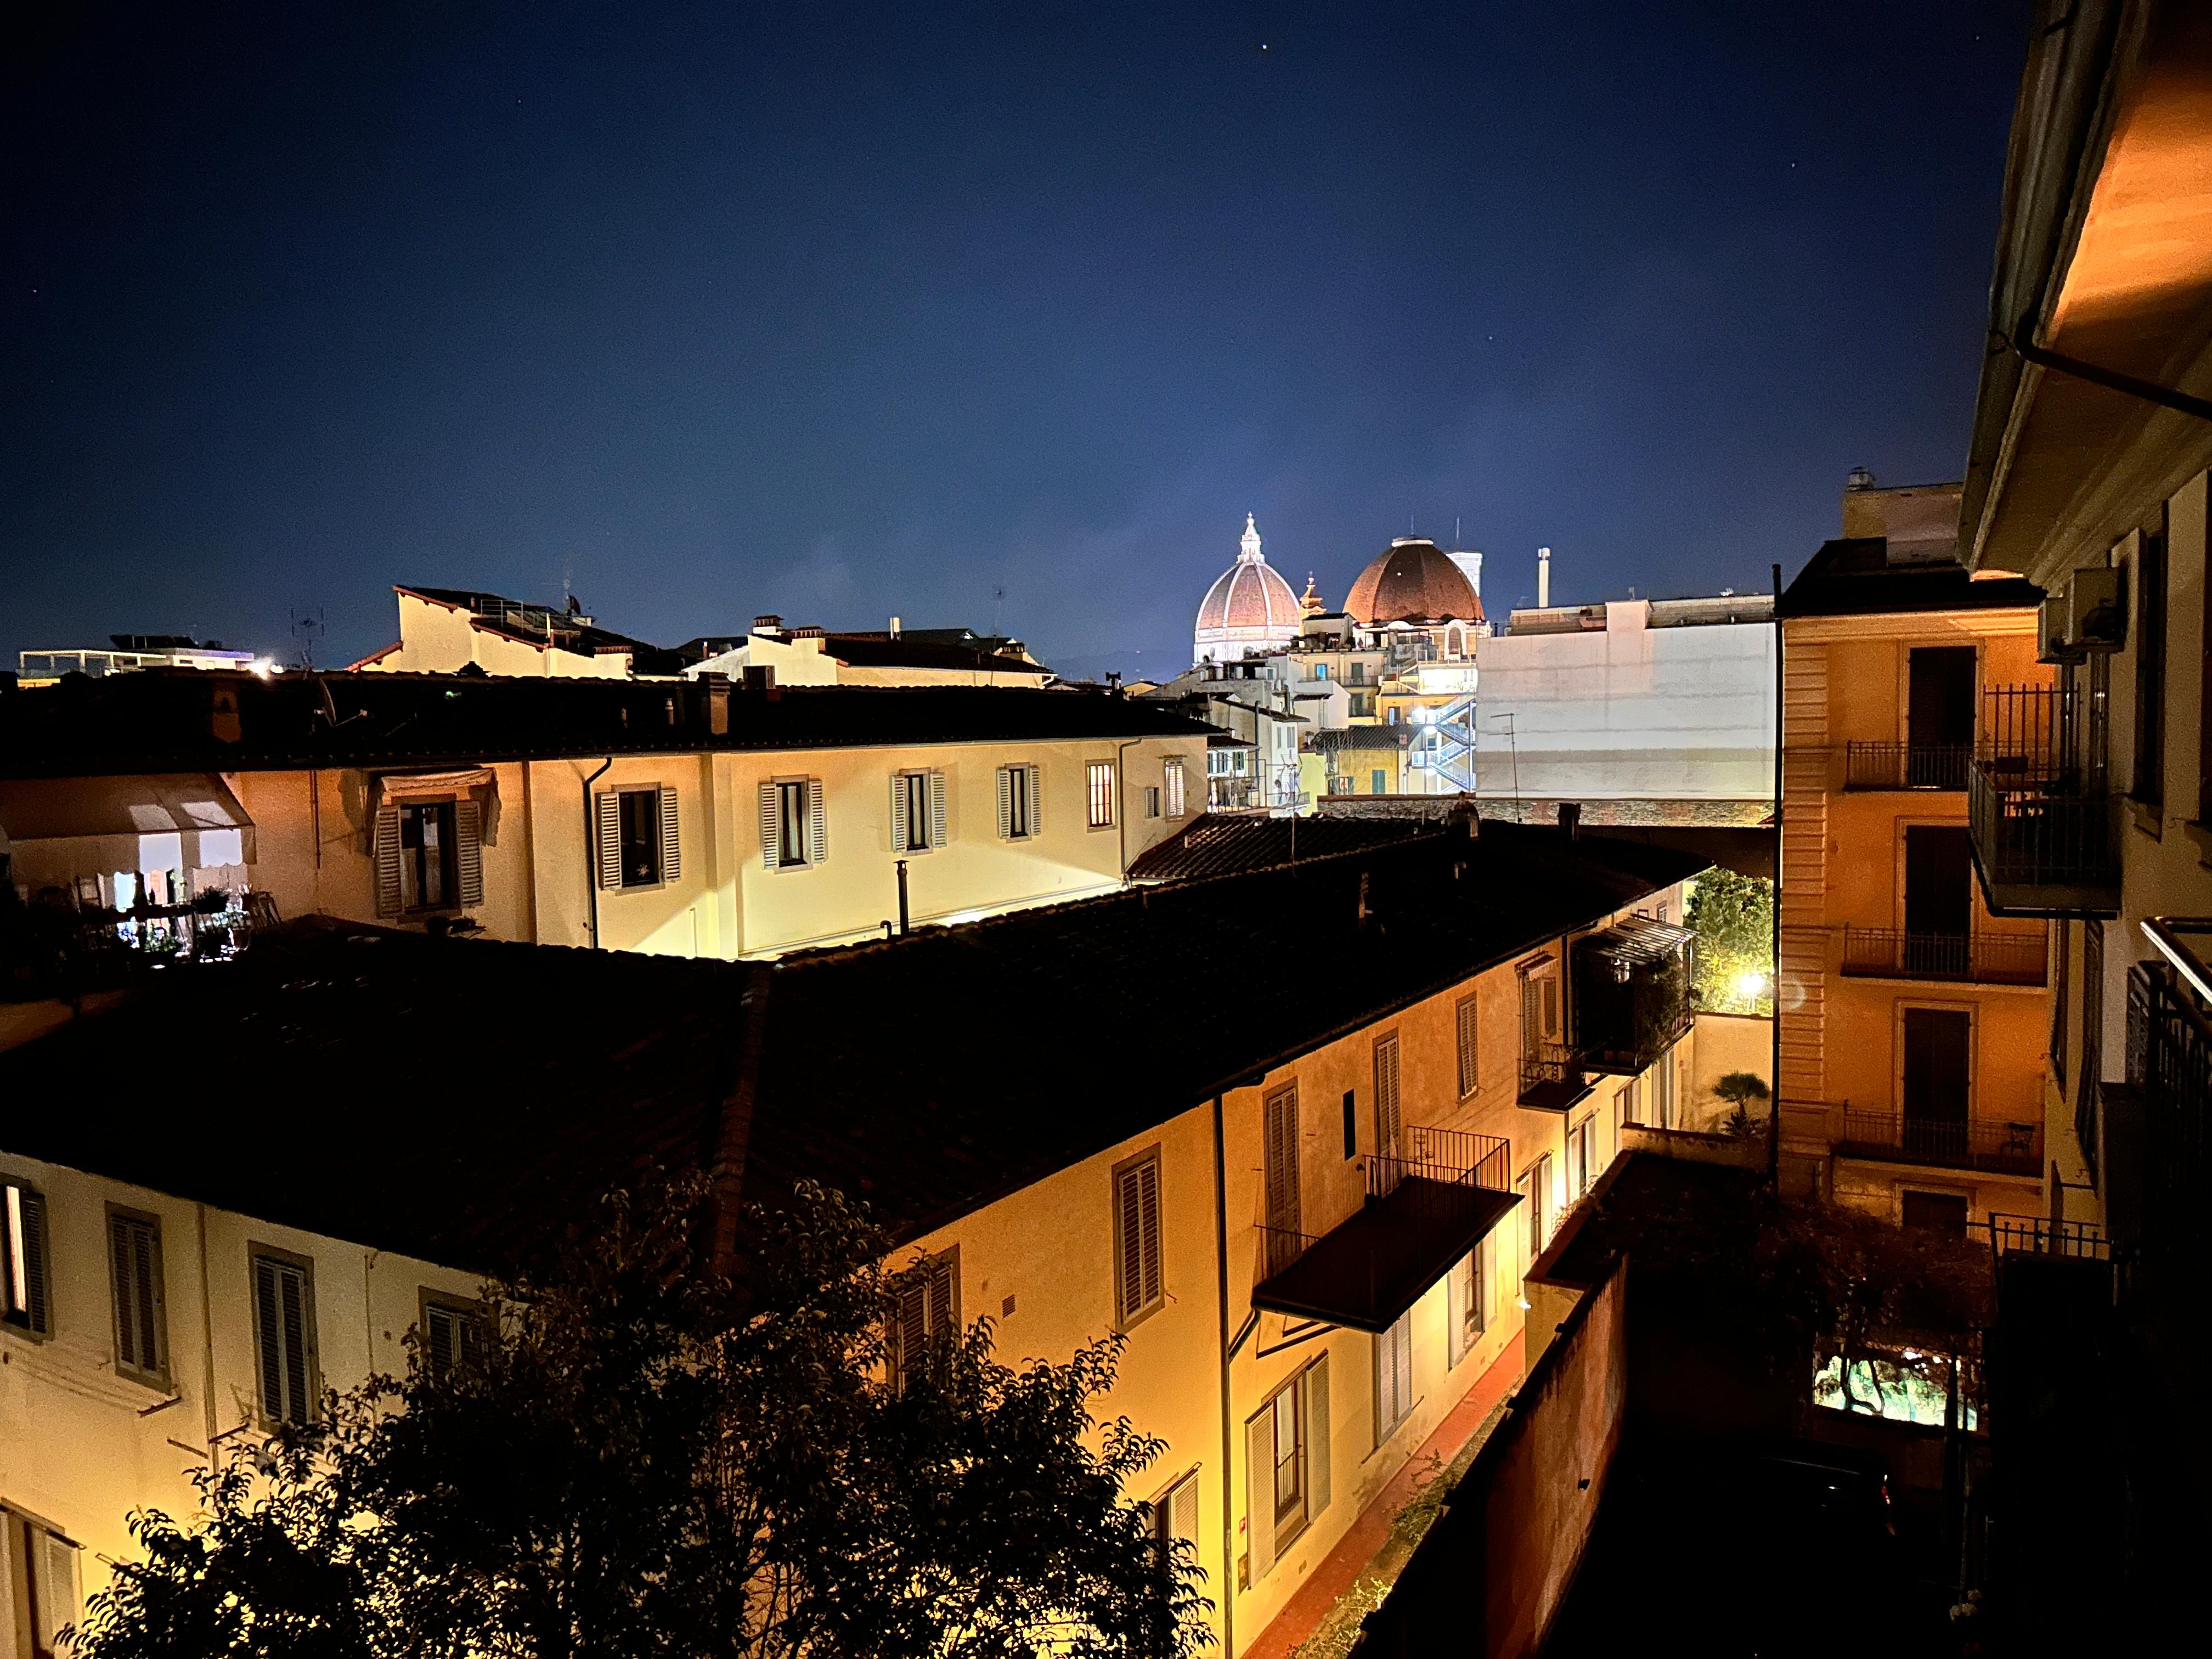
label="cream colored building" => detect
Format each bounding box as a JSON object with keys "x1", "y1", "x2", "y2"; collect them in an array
[
  {"x1": 0, "y1": 821, "x2": 1707, "y2": 1657},
  {"x1": 682, "y1": 617, "x2": 1052, "y2": 689},
  {"x1": 352, "y1": 586, "x2": 674, "y2": 679}
]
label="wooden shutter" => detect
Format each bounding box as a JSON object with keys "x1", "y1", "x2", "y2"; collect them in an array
[
  {"x1": 1246, "y1": 1412, "x2": 1277, "y2": 1582},
  {"x1": 928, "y1": 772, "x2": 947, "y2": 848},
  {"x1": 996, "y1": 767, "x2": 1013, "y2": 838},
  {"x1": 372, "y1": 806, "x2": 402, "y2": 918},
  {"x1": 595, "y1": 791, "x2": 623, "y2": 889},
  {"x1": 807, "y1": 778, "x2": 827, "y2": 865},
  {"x1": 1170, "y1": 1471, "x2": 1199, "y2": 1551},
  {"x1": 111, "y1": 1215, "x2": 162, "y2": 1378},
  {"x1": 1457, "y1": 995, "x2": 1480, "y2": 1097},
  {"x1": 255, "y1": 1256, "x2": 312, "y2": 1425},
  {"x1": 18, "y1": 1188, "x2": 49, "y2": 1336},
  {"x1": 454, "y1": 800, "x2": 485, "y2": 907},
  {"x1": 895, "y1": 1278, "x2": 927, "y2": 1386},
  {"x1": 889, "y1": 775, "x2": 910, "y2": 853},
  {"x1": 1480, "y1": 1231, "x2": 1499, "y2": 1331},
  {"x1": 927, "y1": 1252, "x2": 954, "y2": 1338},
  {"x1": 1025, "y1": 764, "x2": 1042, "y2": 834},
  {"x1": 1306, "y1": 1356, "x2": 1331, "y2": 1519},
  {"x1": 1374, "y1": 1036, "x2": 1402, "y2": 1158},
  {"x1": 425, "y1": 1305, "x2": 458, "y2": 1379},
  {"x1": 1263, "y1": 1086, "x2": 1300, "y2": 1236},
  {"x1": 1447, "y1": 1254, "x2": 1469, "y2": 1368},
  {"x1": 759, "y1": 782, "x2": 781, "y2": 868},
  {"x1": 253, "y1": 1257, "x2": 284, "y2": 1418},
  {"x1": 1395, "y1": 1313, "x2": 1413, "y2": 1420},
  {"x1": 1116, "y1": 1158, "x2": 1163, "y2": 1322},
  {"x1": 658, "y1": 788, "x2": 681, "y2": 882}
]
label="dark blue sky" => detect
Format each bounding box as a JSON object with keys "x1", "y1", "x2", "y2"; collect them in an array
[{"x1": 4, "y1": 2, "x2": 2028, "y2": 679}]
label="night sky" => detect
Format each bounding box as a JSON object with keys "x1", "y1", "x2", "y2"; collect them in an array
[{"x1": 4, "y1": 3, "x2": 2028, "y2": 680}]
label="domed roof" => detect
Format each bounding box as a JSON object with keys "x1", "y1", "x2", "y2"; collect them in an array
[
  {"x1": 1195, "y1": 515, "x2": 1301, "y2": 659},
  {"x1": 1345, "y1": 538, "x2": 1484, "y2": 625}
]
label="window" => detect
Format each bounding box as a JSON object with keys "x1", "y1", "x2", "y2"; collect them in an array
[
  {"x1": 1164, "y1": 758, "x2": 1187, "y2": 819},
  {"x1": 1341, "y1": 1089, "x2": 1357, "y2": 1160},
  {"x1": 1455, "y1": 993, "x2": 1480, "y2": 1098},
  {"x1": 1901, "y1": 1190, "x2": 1970, "y2": 1235},
  {"x1": 109, "y1": 1210, "x2": 167, "y2": 1385},
  {"x1": 1621, "y1": 1076, "x2": 1642, "y2": 1126},
  {"x1": 1567, "y1": 1116, "x2": 1595, "y2": 1200},
  {"x1": 2135, "y1": 516, "x2": 2167, "y2": 806},
  {"x1": 1374, "y1": 1310, "x2": 1414, "y2": 1445},
  {"x1": 1148, "y1": 1469, "x2": 1201, "y2": 1570},
  {"x1": 760, "y1": 778, "x2": 826, "y2": 869},
  {"x1": 1086, "y1": 760, "x2": 1116, "y2": 829},
  {"x1": 2, "y1": 1177, "x2": 50, "y2": 1337},
  {"x1": 893, "y1": 1248, "x2": 958, "y2": 1389},
  {"x1": 1655, "y1": 1054, "x2": 1676, "y2": 1130},
  {"x1": 1370, "y1": 769, "x2": 1386, "y2": 794},
  {"x1": 1113, "y1": 1151, "x2": 1164, "y2": 1327},
  {"x1": 374, "y1": 798, "x2": 485, "y2": 917},
  {"x1": 598, "y1": 786, "x2": 681, "y2": 888},
  {"x1": 252, "y1": 1251, "x2": 319, "y2": 1426},
  {"x1": 890, "y1": 771, "x2": 946, "y2": 853},
  {"x1": 1656, "y1": 900, "x2": 1668, "y2": 925},
  {"x1": 1520, "y1": 1154, "x2": 1553, "y2": 1257},
  {"x1": 2080, "y1": 920, "x2": 2104, "y2": 1184},
  {"x1": 1350, "y1": 662, "x2": 1365, "y2": 685},
  {"x1": 1143, "y1": 785, "x2": 1161, "y2": 819},
  {"x1": 3, "y1": 1510, "x2": 80, "y2": 1659},
  {"x1": 1244, "y1": 1356, "x2": 1329, "y2": 1584},
  {"x1": 1542, "y1": 978, "x2": 1559, "y2": 1038},
  {"x1": 1451, "y1": 1231, "x2": 1499, "y2": 1369},
  {"x1": 1373, "y1": 1033, "x2": 1402, "y2": 1158},
  {"x1": 997, "y1": 765, "x2": 1042, "y2": 840},
  {"x1": 421, "y1": 1294, "x2": 487, "y2": 1381},
  {"x1": 2051, "y1": 919, "x2": 2070, "y2": 1087},
  {"x1": 1262, "y1": 1085, "x2": 1301, "y2": 1273}
]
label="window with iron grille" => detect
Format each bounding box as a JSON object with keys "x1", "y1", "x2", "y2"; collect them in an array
[
  {"x1": 1086, "y1": 760, "x2": 1116, "y2": 828},
  {"x1": 252, "y1": 1251, "x2": 318, "y2": 1426},
  {"x1": 1113, "y1": 1150, "x2": 1164, "y2": 1327},
  {"x1": 109, "y1": 1209, "x2": 168, "y2": 1385},
  {"x1": 2, "y1": 1176, "x2": 51, "y2": 1338}
]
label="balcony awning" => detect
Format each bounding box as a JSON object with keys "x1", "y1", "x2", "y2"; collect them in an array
[
  {"x1": 1251, "y1": 1178, "x2": 1520, "y2": 1334},
  {"x1": 0, "y1": 774, "x2": 256, "y2": 887},
  {"x1": 1582, "y1": 917, "x2": 1695, "y2": 967}
]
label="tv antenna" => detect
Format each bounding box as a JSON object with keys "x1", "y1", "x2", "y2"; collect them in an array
[
  {"x1": 289, "y1": 606, "x2": 326, "y2": 669},
  {"x1": 992, "y1": 584, "x2": 1007, "y2": 637}
]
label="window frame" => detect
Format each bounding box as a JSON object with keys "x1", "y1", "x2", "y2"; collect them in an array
[
  {"x1": 891, "y1": 1245, "x2": 960, "y2": 1390},
  {"x1": 614, "y1": 785, "x2": 666, "y2": 889},
  {"x1": 417, "y1": 1288, "x2": 490, "y2": 1381},
  {"x1": 776, "y1": 778, "x2": 810, "y2": 868},
  {"x1": 1266, "y1": 1370, "x2": 1308, "y2": 1541},
  {"x1": 1163, "y1": 757, "x2": 1187, "y2": 820},
  {"x1": 106, "y1": 1203, "x2": 171, "y2": 1389},
  {"x1": 249, "y1": 1243, "x2": 321, "y2": 1429},
  {"x1": 2, "y1": 1172, "x2": 52, "y2": 1341},
  {"x1": 1000, "y1": 764, "x2": 1041, "y2": 840},
  {"x1": 1111, "y1": 1146, "x2": 1166, "y2": 1331},
  {"x1": 1086, "y1": 759, "x2": 1117, "y2": 830},
  {"x1": 1455, "y1": 991, "x2": 1481, "y2": 1098},
  {"x1": 1520, "y1": 1153, "x2": 1554, "y2": 1259},
  {"x1": 1373, "y1": 1308, "x2": 1415, "y2": 1447},
  {"x1": 397, "y1": 798, "x2": 461, "y2": 912}
]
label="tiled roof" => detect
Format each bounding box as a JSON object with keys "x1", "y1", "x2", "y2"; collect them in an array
[
  {"x1": 1778, "y1": 539, "x2": 2045, "y2": 618},
  {"x1": 1126, "y1": 811, "x2": 1437, "y2": 882},
  {"x1": 0, "y1": 672, "x2": 1214, "y2": 780},
  {"x1": 0, "y1": 825, "x2": 1707, "y2": 1273},
  {"x1": 1346, "y1": 539, "x2": 1483, "y2": 625}
]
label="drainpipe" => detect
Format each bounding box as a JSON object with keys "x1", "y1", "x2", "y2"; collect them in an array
[
  {"x1": 1116, "y1": 737, "x2": 1142, "y2": 879},
  {"x1": 1212, "y1": 1092, "x2": 1237, "y2": 1659},
  {"x1": 895, "y1": 858, "x2": 910, "y2": 935},
  {"x1": 583, "y1": 757, "x2": 613, "y2": 948},
  {"x1": 1769, "y1": 563, "x2": 1783, "y2": 1186}
]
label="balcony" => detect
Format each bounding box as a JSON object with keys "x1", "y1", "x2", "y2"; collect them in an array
[
  {"x1": 1964, "y1": 686, "x2": 2119, "y2": 916},
  {"x1": 1844, "y1": 742, "x2": 1971, "y2": 792},
  {"x1": 1833, "y1": 1109, "x2": 2042, "y2": 1177},
  {"x1": 1518, "y1": 1041, "x2": 1595, "y2": 1111},
  {"x1": 1839, "y1": 927, "x2": 2047, "y2": 986},
  {"x1": 1570, "y1": 918, "x2": 1696, "y2": 1075},
  {"x1": 2126, "y1": 924, "x2": 2212, "y2": 1272},
  {"x1": 1252, "y1": 1127, "x2": 1516, "y2": 1334}
]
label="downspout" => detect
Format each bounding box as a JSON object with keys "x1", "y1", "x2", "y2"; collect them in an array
[
  {"x1": 2006, "y1": 315, "x2": 2212, "y2": 425},
  {"x1": 583, "y1": 757, "x2": 613, "y2": 949},
  {"x1": 196, "y1": 1203, "x2": 218, "y2": 1457},
  {"x1": 1116, "y1": 737, "x2": 1142, "y2": 881},
  {"x1": 1212, "y1": 1092, "x2": 1237, "y2": 1659},
  {"x1": 1769, "y1": 565, "x2": 1783, "y2": 1186}
]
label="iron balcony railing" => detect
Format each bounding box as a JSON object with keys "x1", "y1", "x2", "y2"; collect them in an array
[
  {"x1": 1965, "y1": 684, "x2": 2119, "y2": 909},
  {"x1": 1835, "y1": 1109, "x2": 2042, "y2": 1176},
  {"x1": 1843, "y1": 741, "x2": 1973, "y2": 792},
  {"x1": 1518, "y1": 1041, "x2": 1592, "y2": 1110},
  {"x1": 1987, "y1": 1214, "x2": 2111, "y2": 1261},
  {"x1": 1839, "y1": 926, "x2": 2047, "y2": 986},
  {"x1": 1367, "y1": 1125, "x2": 1512, "y2": 1202},
  {"x1": 2126, "y1": 942, "x2": 2212, "y2": 1277}
]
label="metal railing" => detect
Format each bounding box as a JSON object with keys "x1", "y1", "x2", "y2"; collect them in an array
[
  {"x1": 1836, "y1": 1109, "x2": 2042, "y2": 1175},
  {"x1": 1257, "y1": 1222, "x2": 1313, "y2": 1278},
  {"x1": 1518, "y1": 1042, "x2": 1587, "y2": 1105},
  {"x1": 1843, "y1": 741, "x2": 1973, "y2": 791},
  {"x1": 1967, "y1": 758, "x2": 2120, "y2": 898},
  {"x1": 1839, "y1": 926, "x2": 2047, "y2": 985},
  {"x1": 1987, "y1": 1214, "x2": 2111, "y2": 1261},
  {"x1": 1368, "y1": 1125, "x2": 1511, "y2": 1201},
  {"x1": 2127, "y1": 949, "x2": 2212, "y2": 1276}
]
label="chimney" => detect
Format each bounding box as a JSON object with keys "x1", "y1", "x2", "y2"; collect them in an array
[
  {"x1": 1558, "y1": 800, "x2": 1581, "y2": 840},
  {"x1": 700, "y1": 672, "x2": 730, "y2": 736},
  {"x1": 752, "y1": 614, "x2": 783, "y2": 637},
  {"x1": 889, "y1": 615, "x2": 902, "y2": 640},
  {"x1": 1537, "y1": 547, "x2": 1551, "y2": 609}
]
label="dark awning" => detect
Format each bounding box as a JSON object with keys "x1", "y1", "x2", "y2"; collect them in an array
[
  {"x1": 0, "y1": 774, "x2": 256, "y2": 885},
  {"x1": 1251, "y1": 1178, "x2": 1520, "y2": 1334}
]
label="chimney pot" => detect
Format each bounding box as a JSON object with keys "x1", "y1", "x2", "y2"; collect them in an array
[
  {"x1": 752, "y1": 614, "x2": 783, "y2": 637},
  {"x1": 890, "y1": 615, "x2": 902, "y2": 639}
]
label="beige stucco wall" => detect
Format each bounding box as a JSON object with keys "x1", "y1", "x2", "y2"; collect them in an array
[{"x1": 358, "y1": 591, "x2": 632, "y2": 679}]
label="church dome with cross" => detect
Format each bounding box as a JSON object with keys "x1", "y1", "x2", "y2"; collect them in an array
[{"x1": 1194, "y1": 515, "x2": 1302, "y2": 664}]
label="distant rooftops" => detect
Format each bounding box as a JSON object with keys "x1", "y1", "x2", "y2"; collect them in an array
[{"x1": 1503, "y1": 594, "x2": 1775, "y2": 636}]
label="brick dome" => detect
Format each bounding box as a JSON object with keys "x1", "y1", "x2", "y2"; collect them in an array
[
  {"x1": 1345, "y1": 538, "x2": 1484, "y2": 625},
  {"x1": 1194, "y1": 515, "x2": 1301, "y2": 663}
]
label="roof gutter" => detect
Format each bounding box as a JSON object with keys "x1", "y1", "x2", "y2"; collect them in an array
[{"x1": 2004, "y1": 313, "x2": 2212, "y2": 425}]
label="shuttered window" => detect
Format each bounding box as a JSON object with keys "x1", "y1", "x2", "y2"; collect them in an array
[
  {"x1": 13, "y1": 1515, "x2": 79, "y2": 1659},
  {"x1": 109, "y1": 1211, "x2": 167, "y2": 1384},
  {"x1": 1244, "y1": 1353, "x2": 1328, "y2": 1585},
  {"x1": 997, "y1": 765, "x2": 1041, "y2": 839},
  {"x1": 422, "y1": 1296, "x2": 486, "y2": 1381},
  {"x1": 1448, "y1": 1232, "x2": 1499, "y2": 1369},
  {"x1": 2, "y1": 1178, "x2": 51, "y2": 1337},
  {"x1": 1374, "y1": 1310, "x2": 1414, "y2": 1444},
  {"x1": 1373, "y1": 1034, "x2": 1402, "y2": 1158},
  {"x1": 1262, "y1": 1085, "x2": 1301, "y2": 1273},
  {"x1": 759, "y1": 780, "x2": 828, "y2": 869},
  {"x1": 1520, "y1": 1154, "x2": 1553, "y2": 1259},
  {"x1": 1150, "y1": 1469, "x2": 1201, "y2": 1567},
  {"x1": 252, "y1": 1253, "x2": 317, "y2": 1426},
  {"x1": 1455, "y1": 993, "x2": 1480, "y2": 1098},
  {"x1": 1086, "y1": 760, "x2": 1116, "y2": 828},
  {"x1": 373, "y1": 805, "x2": 403, "y2": 918},
  {"x1": 893, "y1": 1249, "x2": 958, "y2": 1389},
  {"x1": 890, "y1": 772, "x2": 948, "y2": 853},
  {"x1": 1113, "y1": 1151, "x2": 1164, "y2": 1326},
  {"x1": 599, "y1": 787, "x2": 678, "y2": 888},
  {"x1": 1163, "y1": 757, "x2": 1187, "y2": 819}
]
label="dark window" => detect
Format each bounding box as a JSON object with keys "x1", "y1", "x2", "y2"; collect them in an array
[
  {"x1": 3, "y1": 1178, "x2": 51, "y2": 1335},
  {"x1": 252, "y1": 1253, "x2": 317, "y2": 1426},
  {"x1": 1901, "y1": 1190, "x2": 1970, "y2": 1234},
  {"x1": 617, "y1": 788, "x2": 662, "y2": 887},
  {"x1": 1901, "y1": 1007, "x2": 1972, "y2": 1152},
  {"x1": 2135, "y1": 514, "x2": 2167, "y2": 808},
  {"x1": 893, "y1": 1249, "x2": 958, "y2": 1389},
  {"x1": 777, "y1": 781, "x2": 809, "y2": 866},
  {"x1": 398, "y1": 801, "x2": 457, "y2": 910},
  {"x1": 1341, "y1": 1090, "x2": 1356, "y2": 1160},
  {"x1": 1906, "y1": 647, "x2": 1976, "y2": 787},
  {"x1": 1903, "y1": 825, "x2": 1974, "y2": 974},
  {"x1": 422, "y1": 1297, "x2": 486, "y2": 1380},
  {"x1": 110, "y1": 1211, "x2": 167, "y2": 1384}
]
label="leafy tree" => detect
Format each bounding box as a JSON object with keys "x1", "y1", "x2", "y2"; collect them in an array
[
  {"x1": 1684, "y1": 870, "x2": 1774, "y2": 1015},
  {"x1": 1712, "y1": 1070, "x2": 1771, "y2": 1138},
  {"x1": 74, "y1": 1178, "x2": 1211, "y2": 1659}
]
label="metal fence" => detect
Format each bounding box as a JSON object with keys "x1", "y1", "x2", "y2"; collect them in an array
[
  {"x1": 2128, "y1": 959, "x2": 2212, "y2": 1277},
  {"x1": 1843, "y1": 741, "x2": 1973, "y2": 791},
  {"x1": 1836, "y1": 1109, "x2": 2042, "y2": 1176},
  {"x1": 1839, "y1": 927, "x2": 2047, "y2": 985},
  {"x1": 1987, "y1": 1213, "x2": 2111, "y2": 1260}
]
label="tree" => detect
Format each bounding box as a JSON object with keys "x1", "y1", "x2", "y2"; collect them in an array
[
  {"x1": 1711, "y1": 1070, "x2": 1771, "y2": 1138},
  {"x1": 1684, "y1": 870, "x2": 1774, "y2": 1015},
  {"x1": 74, "y1": 1179, "x2": 1212, "y2": 1659}
]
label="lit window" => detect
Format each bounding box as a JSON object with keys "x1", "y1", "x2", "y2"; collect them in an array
[
  {"x1": 3, "y1": 1178, "x2": 51, "y2": 1336},
  {"x1": 1164, "y1": 758, "x2": 1187, "y2": 818},
  {"x1": 1086, "y1": 760, "x2": 1115, "y2": 828}
]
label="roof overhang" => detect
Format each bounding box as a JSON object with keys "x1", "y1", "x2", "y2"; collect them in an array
[
  {"x1": 0, "y1": 774, "x2": 256, "y2": 887},
  {"x1": 1965, "y1": 1, "x2": 2212, "y2": 583}
]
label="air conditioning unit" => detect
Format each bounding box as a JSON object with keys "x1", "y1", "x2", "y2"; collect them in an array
[
  {"x1": 2038, "y1": 595, "x2": 2083, "y2": 665},
  {"x1": 2069, "y1": 567, "x2": 2125, "y2": 652}
]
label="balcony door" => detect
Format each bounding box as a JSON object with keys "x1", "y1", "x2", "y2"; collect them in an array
[
  {"x1": 1903, "y1": 825, "x2": 1973, "y2": 976},
  {"x1": 1901, "y1": 1007, "x2": 1972, "y2": 1161},
  {"x1": 1907, "y1": 647, "x2": 1976, "y2": 787}
]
